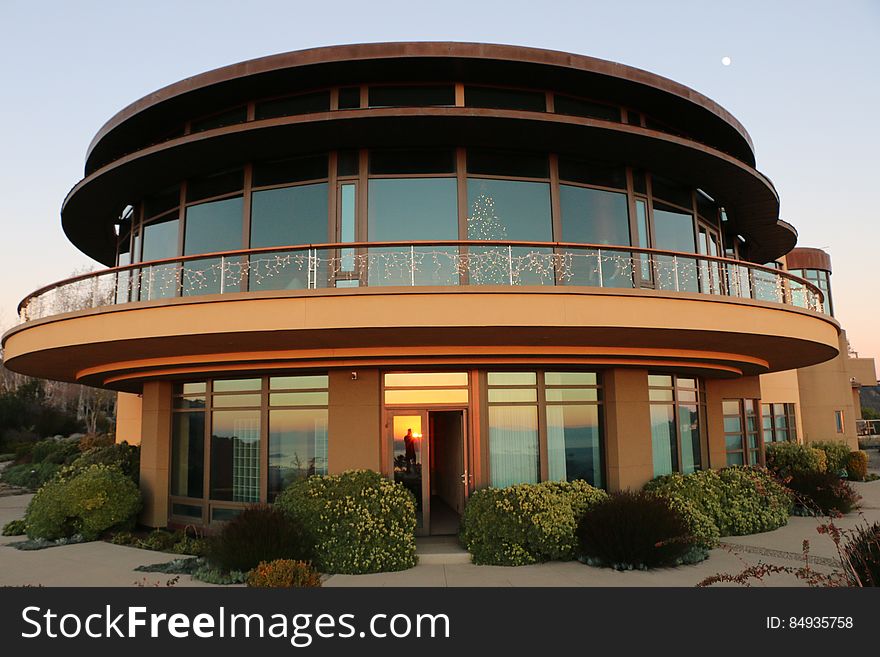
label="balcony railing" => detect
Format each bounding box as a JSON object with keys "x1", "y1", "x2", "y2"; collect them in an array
[{"x1": 18, "y1": 241, "x2": 825, "y2": 322}]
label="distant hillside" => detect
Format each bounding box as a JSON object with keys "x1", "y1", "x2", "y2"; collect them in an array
[{"x1": 862, "y1": 386, "x2": 880, "y2": 414}]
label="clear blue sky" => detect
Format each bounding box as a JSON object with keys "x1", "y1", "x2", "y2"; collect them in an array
[{"x1": 1, "y1": 0, "x2": 878, "y2": 363}]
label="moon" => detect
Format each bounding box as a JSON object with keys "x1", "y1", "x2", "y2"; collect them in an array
[{"x1": 721, "y1": 56, "x2": 732, "y2": 66}]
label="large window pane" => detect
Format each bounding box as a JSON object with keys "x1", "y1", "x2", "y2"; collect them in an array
[
  {"x1": 250, "y1": 183, "x2": 328, "y2": 291},
  {"x1": 467, "y1": 178, "x2": 552, "y2": 285},
  {"x1": 653, "y1": 205, "x2": 697, "y2": 293},
  {"x1": 560, "y1": 184, "x2": 631, "y2": 288},
  {"x1": 183, "y1": 197, "x2": 244, "y2": 295},
  {"x1": 171, "y1": 412, "x2": 204, "y2": 499},
  {"x1": 140, "y1": 216, "x2": 180, "y2": 299},
  {"x1": 547, "y1": 405, "x2": 602, "y2": 487},
  {"x1": 268, "y1": 409, "x2": 328, "y2": 501},
  {"x1": 367, "y1": 178, "x2": 459, "y2": 287},
  {"x1": 209, "y1": 410, "x2": 260, "y2": 502},
  {"x1": 368, "y1": 178, "x2": 458, "y2": 241},
  {"x1": 489, "y1": 405, "x2": 539, "y2": 487},
  {"x1": 651, "y1": 404, "x2": 676, "y2": 477},
  {"x1": 251, "y1": 184, "x2": 328, "y2": 247},
  {"x1": 678, "y1": 404, "x2": 702, "y2": 473}
]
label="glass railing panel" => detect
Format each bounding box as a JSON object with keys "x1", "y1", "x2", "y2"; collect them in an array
[
  {"x1": 182, "y1": 256, "x2": 245, "y2": 296},
  {"x1": 366, "y1": 246, "x2": 460, "y2": 287},
  {"x1": 654, "y1": 254, "x2": 699, "y2": 293},
  {"x1": 752, "y1": 269, "x2": 782, "y2": 303},
  {"x1": 248, "y1": 250, "x2": 311, "y2": 291},
  {"x1": 465, "y1": 246, "x2": 555, "y2": 286}
]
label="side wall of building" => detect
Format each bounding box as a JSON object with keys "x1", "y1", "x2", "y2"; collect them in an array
[{"x1": 115, "y1": 392, "x2": 142, "y2": 445}]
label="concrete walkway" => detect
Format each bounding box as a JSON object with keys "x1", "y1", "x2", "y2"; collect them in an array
[{"x1": 1, "y1": 456, "x2": 878, "y2": 587}]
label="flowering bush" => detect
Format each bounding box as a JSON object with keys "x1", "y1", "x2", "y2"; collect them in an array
[
  {"x1": 847, "y1": 451, "x2": 868, "y2": 482},
  {"x1": 275, "y1": 469, "x2": 417, "y2": 574},
  {"x1": 246, "y1": 559, "x2": 322, "y2": 588},
  {"x1": 459, "y1": 480, "x2": 608, "y2": 566},
  {"x1": 812, "y1": 441, "x2": 852, "y2": 476},
  {"x1": 25, "y1": 464, "x2": 141, "y2": 540},
  {"x1": 644, "y1": 466, "x2": 791, "y2": 537},
  {"x1": 765, "y1": 442, "x2": 827, "y2": 478}
]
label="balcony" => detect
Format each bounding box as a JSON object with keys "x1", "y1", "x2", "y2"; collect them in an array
[
  {"x1": 18, "y1": 241, "x2": 825, "y2": 320},
  {"x1": 4, "y1": 242, "x2": 838, "y2": 390}
]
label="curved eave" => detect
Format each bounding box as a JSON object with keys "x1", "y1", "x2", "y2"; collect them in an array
[
  {"x1": 64, "y1": 109, "x2": 780, "y2": 266},
  {"x1": 84, "y1": 42, "x2": 755, "y2": 172}
]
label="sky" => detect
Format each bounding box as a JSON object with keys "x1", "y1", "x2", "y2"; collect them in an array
[{"x1": 0, "y1": 0, "x2": 878, "y2": 364}]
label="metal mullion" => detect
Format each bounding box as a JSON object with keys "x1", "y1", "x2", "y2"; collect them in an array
[
  {"x1": 259, "y1": 377, "x2": 269, "y2": 503},
  {"x1": 537, "y1": 371, "x2": 549, "y2": 482},
  {"x1": 456, "y1": 147, "x2": 469, "y2": 285},
  {"x1": 203, "y1": 380, "x2": 212, "y2": 510}
]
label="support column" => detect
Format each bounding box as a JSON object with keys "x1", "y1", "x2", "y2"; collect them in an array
[
  {"x1": 115, "y1": 392, "x2": 143, "y2": 445},
  {"x1": 139, "y1": 381, "x2": 172, "y2": 528},
  {"x1": 328, "y1": 369, "x2": 381, "y2": 473},
  {"x1": 603, "y1": 368, "x2": 653, "y2": 491}
]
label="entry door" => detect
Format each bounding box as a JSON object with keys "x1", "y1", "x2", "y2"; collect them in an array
[{"x1": 388, "y1": 411, "x2": 430, "y2": 534}]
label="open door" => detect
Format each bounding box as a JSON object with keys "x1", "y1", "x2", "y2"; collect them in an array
[
  {"x1": 428, "y1": 410, "x2": 467, "y2": 535},
  {"x1": 389, "y1": 412, "x2": 429, "y2": 534}
]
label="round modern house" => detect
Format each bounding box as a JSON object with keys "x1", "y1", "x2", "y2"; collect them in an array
[{"x1": 3, "y1": 42, "x2": 855, "y2": 533}]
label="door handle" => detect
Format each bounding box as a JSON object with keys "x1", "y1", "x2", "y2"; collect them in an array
[{"x1": 461, "y1": 470, "x2": 469, "y2": 485}]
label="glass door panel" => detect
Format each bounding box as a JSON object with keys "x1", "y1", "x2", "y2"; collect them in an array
[{"x1": 390, "y1": 412, "x2": 429, "y2": 534}]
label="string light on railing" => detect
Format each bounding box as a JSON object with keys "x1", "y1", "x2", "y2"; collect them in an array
[{"x1": 19, "y1": 245, "x2": 826, "y2": 319}]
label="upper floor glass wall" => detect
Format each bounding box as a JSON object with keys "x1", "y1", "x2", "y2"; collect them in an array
[{"x1": 117, "y1": 148, "x2": 727, "y2": 278}]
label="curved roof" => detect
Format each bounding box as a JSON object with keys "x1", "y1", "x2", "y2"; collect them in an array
[{"x1": 85, "y1": 42, "x2": 756, "y2": 171}]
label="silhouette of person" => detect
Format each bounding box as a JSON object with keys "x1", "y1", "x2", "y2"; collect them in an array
[{"x1": 403, "y1": 428, "x2": 417, "y2": 470}]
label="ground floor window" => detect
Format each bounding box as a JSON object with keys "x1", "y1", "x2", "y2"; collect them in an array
[
  {"x1": 762, "y1": 402, "x2": 797, "y2": 443},
  {"x1": 487, "y1": 370, "x2": 603, "y2": 488},
  {"x1": 649, "y1": 374, "x2": 706, "y2": 477},
  {"x1": 170, "y1": 374, "x2": 328, "y2": 522},
  {"x1": 724, "y1": 399, "x2": 762, "y2": 466}
]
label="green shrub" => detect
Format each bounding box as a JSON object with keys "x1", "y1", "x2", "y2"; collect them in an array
[
  {"x1": 788, "y1": 472, "x2": 861, "y2": 516},
  {"x1": 717, "y1": 467, "x2": 792, "y2": 535},
  {"x1": 246, "y1": 559, "x2": 322, "y2": 588},
  {"x1": 2, "y1": 519, "x2": 26, "y2": 536},
  {"x1": 662, "y1": 495, "x2": 720, "y2": 549},
  {"x1": 24, "y1": 464, "x2": 141, "y2": 540},
  {"x1": 0, "y1": 462, "x2": 61, "y2": 489},
  {"x1": 577, "y1": 491, "x2": 702, "y2": 570},
  {"x1": 30, "y1": 439, "x2": 80, "y2": 465},
  {"x1": 110, "y1": 531, "x2": 136, "y2": 545},
  {"x1": 645, "y1": 467, "x2": 791, "y2": 537},
  {"x1": 66, "y1": 442, "x2": 140, "y2": 484},
  {"x1": 847, "y1": 451, "x2": 869, "y2": 482},
  {"x1": 276, "y1": 469, "x2": 417, "y2": 574},
  {"x1": 812, "y1": 441, "x2": 852, "y2": 476},
  {"x1": 459, "y1": 480, "x2": 608, "y2": 566},
  {"x1": 78, "y1": 433, "x2": 115, "y2": 452},
  {"x1": 843, "y1": 522, "x2": 880, "y2": 587},
  {"x1": 171, "y1": 535, "x2": 209, "y2": 557},
  {"x1": 136, "y1": 529, "x2": 181, "y2": 552},
  {"x1": 0, "y1": 453, "x2": 15, "y2": 463},
  {"x1": 207, "y1": 505, "x2": 311, "y2": 573},
  {"x1": 764, "y1": 442, "x2": 827, "y2": 478}
]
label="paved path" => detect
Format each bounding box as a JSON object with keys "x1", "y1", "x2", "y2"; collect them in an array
[{"x1": 1, "y1": 455, "x2": 878, "y2": 587}]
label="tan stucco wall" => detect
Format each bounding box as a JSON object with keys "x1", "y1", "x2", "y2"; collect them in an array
[
  {"x1": 759, "y1": 369, "x2": 804, "y2": 442},
  {"x1": 849, "y1": 357, "x2": 877, "y2": 387},
  {"x1": 705, "y1": 376, "x2": 762, "y2": 466},
  {"x1": 139, "y1": 381, "x2": 172, "y2": 527},
  {"x1": 327, "y1": 369, "x2": 381, "y2": 473},
  {"x1": 115, "y1": 392, "x2": 142, "y2": 445},
  {"x1": 603, "y1": 368, "x2": 653, "y2": 490},
  {"x1": 796, "y1": 331, "x2": 859, "y2": 449}
]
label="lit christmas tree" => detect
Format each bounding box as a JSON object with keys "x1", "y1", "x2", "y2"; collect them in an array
[{"x1": 467, "y1": 191, "x2": 507, "y2": 241}]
